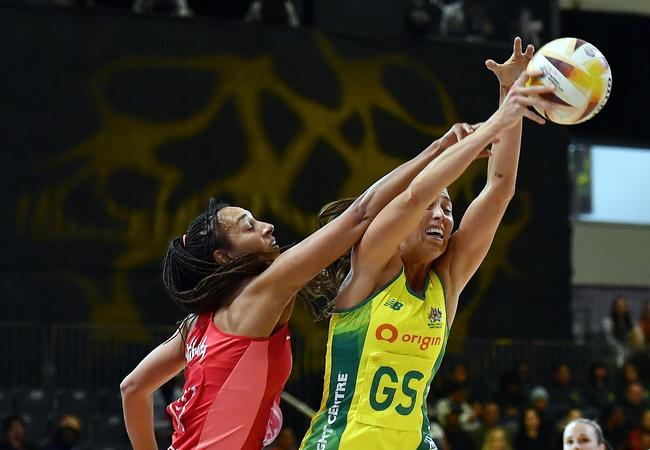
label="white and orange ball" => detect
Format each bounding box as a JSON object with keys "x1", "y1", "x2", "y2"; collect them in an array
[{"x1": 526, "y1": 37, "x2": 612, "y2": 125}]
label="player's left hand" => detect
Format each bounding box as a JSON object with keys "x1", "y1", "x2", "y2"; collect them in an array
[
  {"x1": 485, "y1": 36, "x2": 534, "y2": 89},
  {"x1": 438, "y1": 122, "x2": 496, "y2": 158}
]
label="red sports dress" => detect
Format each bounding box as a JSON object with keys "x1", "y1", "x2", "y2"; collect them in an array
[{"x1": 166, "y1": 311, "x2": 292, "y2": 450}]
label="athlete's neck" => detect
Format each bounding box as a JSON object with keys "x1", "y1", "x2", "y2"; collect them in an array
[{"x1": 401, "y1": 259, "x2": 432, "y2": 293}]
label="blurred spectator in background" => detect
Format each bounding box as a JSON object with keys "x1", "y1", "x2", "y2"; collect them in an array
[
  {"x1": 437, "y1": 362, "x2": 489, "y2": 415},
  {"x1": 428, "y1": 417, "x2": 449, "y2": 450},
  {"x1": 513, "y1": 407, "x2": 549, "y2": 450},
  {"x1": 512, "y1": 360, "x2": 534, "y2": 400},
  {"x1": 480, "y1": 426, "x2": 511, "y2": 450},
  {"x1": 41, "y1": 415, "x2": 81, "y2": 450},
  {"x1": 471, "y1": 401, "x2": 504, "y2": 448},
  {"x1": 600, "y1": 405, "x2": 628, "y2": 450},
  {"x1": 0, "y1": 416, "x2": 34, "y2": 450},
  {"x1": 629, "y1": 302, "x2": 650, "y2": 381},
  {"x1": 554, "y1": 408, "x2": 583, "y2": 449},
  {"x1": 582, "y1": 361, "x2": 617, "y2": 417},
  {"x1": 603, "y1": 296, "x2": 635, "y2": 367},
  {"x1": 528, "y1": 386, "x2": 553, "y2": 438},
  {"x1": 436, "y1": 362, "x2": 472, "y2": 398},
  {"x1": 621, "y1": 382, "x2": 649, "y2": 430},
  {"x1": 627, "y1": 407, "x2": 650, "y2": 450},
  {"x1": 635, "y1": 302, "x2": 650, "y2": 349},
  {"x1": 494, "y1": 372, "x2": 525, "y2": 429},
  {"x1": 617, "y1": 362, "x2": 644, "y2": 398},
  {"x1": 443, "y1": 408, "x2": 477, "y2": 450},
  {"x1": 547, "y1": 363, "x2": 583, "y2": 422},
  {"x1": 434, "y1": 381, "x2": 481, "y2": 432},
  {"x1": 267, "y1": 427, "x2": 297, "y2": 450}
]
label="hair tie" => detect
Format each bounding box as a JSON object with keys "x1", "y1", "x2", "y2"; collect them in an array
[{"x1": 182, "y1": 234, "x2": 187, "y2": 248}]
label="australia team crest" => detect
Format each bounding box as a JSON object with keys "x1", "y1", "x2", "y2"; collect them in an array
[{"x1": 427, "y1": 307, "x2": 443, "y2": 329}]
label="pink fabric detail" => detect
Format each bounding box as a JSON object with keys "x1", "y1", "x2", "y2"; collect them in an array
[
  {"x1": 196, "y1": 341, "x2": 270, "y2": 449},
  {"x1": 263, "y1": 396, "x2": 283, "y2": 446}
]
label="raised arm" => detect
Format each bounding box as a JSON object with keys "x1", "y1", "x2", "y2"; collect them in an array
[
  {"x1": 235, "y1": 124, "x2": 478, "y2": 335},
  {"x1": 340, "y1": 69, "x2": 555, "y2": 308},
  {"x1": 441, "y1": 38, "x2": 539, "y2": 321}
]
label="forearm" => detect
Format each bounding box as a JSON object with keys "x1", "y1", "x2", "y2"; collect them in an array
[
  {"x1": 486, "y1": 87, "x2": 523, "y2": 197},
  {"x1": 409, "y1": 120, "x2": 501, "y2": 203},
  {"x1": 123, "y1": 391, "x2": 158, "y2": 450},
  {"x1": 120, "y1": 335, "x2": 184, "y2": 450},
  {"x1": 353, "y1": 139, "x2": 443, "y2": 220}
]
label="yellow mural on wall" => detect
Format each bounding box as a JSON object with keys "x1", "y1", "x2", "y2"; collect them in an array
[{"x1": 15, "y1": 32, "x2": 529, "y2": 375}]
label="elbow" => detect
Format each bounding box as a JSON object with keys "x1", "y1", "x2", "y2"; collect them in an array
[
  {"x1": 404, "y1": 183, "x2": 429, "y2": 210},
  {"x1": 348, "y1": 195, "x2": 374, "y2": 227},
  {"x1": 120, "y1": 376, "x2": 141, "y2": 400}
]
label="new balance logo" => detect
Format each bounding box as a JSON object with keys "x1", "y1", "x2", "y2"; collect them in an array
[{"x1": 384, "y1": 299, "x2": 405, "y2": 311}]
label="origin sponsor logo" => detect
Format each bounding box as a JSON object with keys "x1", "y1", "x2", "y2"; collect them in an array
[
  {"x1": 317, "y1": 372, "x2": 348, "y2": 450},
  {"x1": 375, "y1": 323, "x2": 442, "y2": 351}
]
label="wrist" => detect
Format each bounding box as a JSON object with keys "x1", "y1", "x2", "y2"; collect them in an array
[
  {"x1": 484, "y1": 113, "x2": 508, "y2": 134},
  {"x1": 427, "y1": 137, "x2": 445, "y2": 157}
]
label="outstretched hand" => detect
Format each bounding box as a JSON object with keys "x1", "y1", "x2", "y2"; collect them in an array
[
  {"x1": 493, "y1": 70, "x2": 556, "y2": 128},
  {"x1": 485, "y1": 36, "x2": 534, "y2": 89}
]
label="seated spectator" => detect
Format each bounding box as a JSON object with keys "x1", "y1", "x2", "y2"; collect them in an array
[
  {"x1": 582, "y1": 361, "x2": 617, "y2": 416},
  {"x1": 494, "y1": 373, "x2": 525, "y2": 428},
  {"x1": 528, "y1": 386, "x2": 553, "y2": 438},
  {"x1": 512, "y1": 360, "x2": 534, "y2": 400},
  {"x1": 627, "y1": 407, "x2": 650, "y2": 450},
  {"x1": 471, "y1": 401, "x2": 503, "y2": 449},
  {"x1": 480, "y1": 427, "x2": 511, "y2": 450},
  {"x1": 513, "y1": 407, "x2": 550, "y2": 450},
  {"x1": 554, "y1": 408, "x2": 584, "y2": 449},
  {"x1": 547, "y1": 363, "x2": 583, "y2": 422},
  {"x1": 600, "y1": 405, "x2": 627, "y2": 450},
  {"x1": 630, "y1": 302, "x2": 650, "y2": 347},
  {"x1": 603, "y1": 296, "x2": 635, "y2": 367},
  {"x1": 434, "y1": 382, "x2": 481, "y2": 432},
  {"x1": 41, "y1": 415, "x2": 82, "y2": 450},
  {"x1": 443, "y1": 408, "x2": 477, "y2": 450},
  {"x1": 621, "y1": 382, "x2": 650, "y2": 430},
  {"x1": 0, "y1": 416, "x2": 35, "y2": 450},
  {"x1": 428, "y1": 419, "x2": 449, "y2": 450},
  {"x1": 436, "y1": 362, "x2": 487, "y2": 402},
  {"x1": 617, "y1": 362, "x2": 644, "y2": 398}
]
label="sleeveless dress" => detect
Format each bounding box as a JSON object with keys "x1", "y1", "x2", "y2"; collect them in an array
[
  {"x1": 167, "y1": 311, "x2": 292, "y2": 450},
  {"x1": 300, "y1": 268, "x2": 448, "y2": 450}
]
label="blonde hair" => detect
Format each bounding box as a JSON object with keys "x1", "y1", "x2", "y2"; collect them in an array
[{"x1": 481, "y1": 427, "x2": 512, "y2": 450}]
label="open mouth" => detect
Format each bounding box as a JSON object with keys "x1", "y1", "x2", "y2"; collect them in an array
[{"x1": 425, "y1": 227, "x2": 444, "y2": 240}]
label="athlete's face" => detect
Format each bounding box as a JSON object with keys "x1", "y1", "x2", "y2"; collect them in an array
[
  {"x1": 215, "y1": 206, "x2": 279, "y2": 260},
  {"x1": 563, "y1": 422, "x2": 605, "y2": 450},
  {"x1": 401, "y1": 189, "x2": 454, "y2": 258}
]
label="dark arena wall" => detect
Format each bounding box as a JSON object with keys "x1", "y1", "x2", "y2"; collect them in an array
[{"x1": 1, "y1": 5, "x2": 571, "y2": 347}]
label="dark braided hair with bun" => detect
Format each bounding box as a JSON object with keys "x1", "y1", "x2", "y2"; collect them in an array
[{"x1": 162, "y1": 198, "x2": 276, "y2": 318}]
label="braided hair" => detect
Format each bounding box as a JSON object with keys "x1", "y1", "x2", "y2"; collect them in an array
[
  {"x1": 162, "y1": 198, "x2": 276, "y2": 317},
  {"x1": 301, "y1": 198, "x2": 356, "y2": 319}
]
